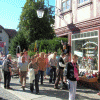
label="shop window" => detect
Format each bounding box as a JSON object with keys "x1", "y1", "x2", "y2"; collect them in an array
[
  {"x1": 62, "y1": 0, "x2": 71, "y2": 12},
  {"x1": 72, "y1": 32, "x2": 98, "y2": 72}
]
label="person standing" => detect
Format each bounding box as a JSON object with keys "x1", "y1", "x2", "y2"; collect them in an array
[
  {"x1": 49, "y1": 52, "x2": 57, "y2": 84},
  {"x1": 54, "y1": 53, "x2": 66, "y2": 89},
  {"x1": 17, "y1": 56, "x2": 28, "y2": 90},
  {"x1": 28, "y1": 55, "x2": 39, "y2": 94},
  {"x1": 37, "y1": 52, "x2": 46, "y2": 85},
  {"x1": 66, "y1": 55, "x2": 79, "y2": 100},
  {"x1": 2, "y1": 54, "x2": 12, "y2": 89}
]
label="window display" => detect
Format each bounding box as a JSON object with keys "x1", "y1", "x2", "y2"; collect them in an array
[{"x1": 72, "y1": 31, "x2": 98, "y2": 72}]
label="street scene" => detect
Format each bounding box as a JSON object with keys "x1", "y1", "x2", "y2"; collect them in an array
[
  {"x1": 0, "y1": 0, "x2": 100, "y2": 100},
  {"x1": 0, "y1": 65, "x2": 100, "y2": 100}
]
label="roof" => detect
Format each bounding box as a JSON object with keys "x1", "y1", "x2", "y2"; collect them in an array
[
  {"x1": 5, "y1": 29, "x2": 17, "y2": 38},
  {"x1": 0, "y1": 25, "x2": 17, "y2": 38}
]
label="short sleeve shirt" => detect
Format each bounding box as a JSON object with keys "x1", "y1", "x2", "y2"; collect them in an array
[{"x1": 17, "y1": 61, "x2": 28, "y2": 71}]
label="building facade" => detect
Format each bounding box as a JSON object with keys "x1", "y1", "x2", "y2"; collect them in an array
[
  {"x1": 55, "y1": 0, "x2": 100, "y2": 73},
  {"x1": 0, "y1": 25, "x2": 17, "y2": 56}
]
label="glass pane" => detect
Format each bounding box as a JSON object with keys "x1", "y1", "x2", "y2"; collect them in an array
[
  {"x1": 62, "y1": 2, "x2": 66, "y2": 11},
  {"x1": 94, "y1": 31, "x2": 98, "y2": 36},
  {"x1": 66, "y1": 0, "x2": 70, "y2": 9},
  {"x1": 72, "y1": 37, "x2": 98, "y2": 72},
  {"x1": 87, "y1": 32, "x2": 90, "y2": 37},
  {"x1": 84, "y1": 33, "x2": 87, "y2": 37},
  {"x1": 80, "y1": 33, "x2": 83, "y2": 38},
  {"x1": 79, "y1": 0, "x2": 84, "y2": 4}
]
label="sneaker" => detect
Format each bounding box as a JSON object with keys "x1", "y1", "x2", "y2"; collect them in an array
[{"x1": 6, "y1": 87, "x2": 13, "y2": 90}]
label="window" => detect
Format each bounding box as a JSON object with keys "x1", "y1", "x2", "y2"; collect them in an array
[
  {"x1": 0, "y1": 37, "x2": 2, "y2": 41},
  {"x1": 0, "y1": 29, "x2": 2, "y2": 33},
  {"x1": 78, "y1": 0, "x2": 89, "y2": 4},
  {"x1": 62, "y1": 0, "x2": 71, "y2": 12}
]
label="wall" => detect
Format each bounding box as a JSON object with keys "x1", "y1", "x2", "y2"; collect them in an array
[{"x1": 0, "y1": 29, "x2": 9, "y2": 54}]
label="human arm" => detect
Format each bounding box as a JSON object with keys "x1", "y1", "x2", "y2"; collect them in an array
[{"x1": 59, "y1": 62, "x2": 66, "y2": 68}]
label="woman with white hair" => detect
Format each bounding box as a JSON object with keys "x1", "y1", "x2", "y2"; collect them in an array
[
  {"x1": 2, "y1": 54, "x2": 12, "y2": 89},
  {"x1": 49, "y1": 52, "x2": 57, "y2": 84}
]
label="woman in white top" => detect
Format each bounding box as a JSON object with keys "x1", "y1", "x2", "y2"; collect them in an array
[{"x1": 49, "y1": 52, "x2": 57, "y2": 84}]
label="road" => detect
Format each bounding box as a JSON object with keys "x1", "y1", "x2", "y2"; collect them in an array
[{"x1": 0, "y1": 65, "x2": 100, "y2": 100}]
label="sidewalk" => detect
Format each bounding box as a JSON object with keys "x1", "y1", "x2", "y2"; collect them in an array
[{"x1": 0, "y1": 76, "x2": 100, "y2": 100}]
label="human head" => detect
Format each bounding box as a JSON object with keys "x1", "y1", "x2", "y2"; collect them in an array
[
  {"x1": 7, "y1": 54, "x2": 12, "y2": 60},
  {"x1": 44, "y1": 54, "x2": 48, "y2": 58},
  {"x1": 40, "y1": 52, "x2": 44, "y2": 58},
  {"x1": 20, "y1": 52, "x2": 24, "y2": 56},
  {"x1": 21, "y1": 56, "x2": 25, "y2": 63},
  {"x1": 53, "y1": 52, "x2": 57, "y2": 59},
  {"x1": 61, "y1": 53, "x2": 66, "y2": 58},
  {"x1": 63, "y1": 45, "x2": 66, "y2": 50},
  {"x1": 31, "y1": 55, "x2": 37, "y2": 62},
  {"x1": 72, "y1": 55, "x2": 78, "y2": 63}
]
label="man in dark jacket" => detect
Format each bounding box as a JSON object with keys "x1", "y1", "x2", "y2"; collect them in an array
[
  {"x1": 54, "y1": 53, "x2": 66, "y2": 89},
  {"x1": 2, "y1": 54, "x2": 12, "y2": 89}
]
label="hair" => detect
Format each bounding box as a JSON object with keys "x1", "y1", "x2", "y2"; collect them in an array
[
  {"x1": 72, "y1": 54, "x2": 78, "y2": 59},
  {"x1": 21, "y1": 56, "x2": 25, "y2": 59},
  {"x1": 7, "y1": 54, "x2": 11, "y2": 59},
  {"x1": 52, "y1": 52, "x2": 57, "y2": 59},
  {"x1": 39, "y1": 52, "x2": 44, "y2": 57},
  {"x1": 61, "y1": 52, "x2": 66, "y2": 56},
  {"x1": 31, "y1": 55, "x2": 37, "y2": 60},
  {"x1": 20, "y1": 52, "x2": 24, "y2": 56}
]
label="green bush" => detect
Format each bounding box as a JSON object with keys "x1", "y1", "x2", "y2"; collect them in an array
[
  {"x1": 28, "y1": 51, "x2": 36, "y2": 57},
  {"x1": 28, "y1": 37, "x2": 68, "y2": 54}
]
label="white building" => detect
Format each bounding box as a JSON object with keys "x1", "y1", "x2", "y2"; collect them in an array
[{"x1": 0, "y1": 25, "x2": 17, "y2": 56}]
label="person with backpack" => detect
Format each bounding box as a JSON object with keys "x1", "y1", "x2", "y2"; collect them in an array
[{"x1": 2, "y1": 54, "x2": 12, "y2": 89}]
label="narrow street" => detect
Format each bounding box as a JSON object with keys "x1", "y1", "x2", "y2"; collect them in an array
[{"x1": 0, "y1": 65, "x2": 100, "y2": 100}]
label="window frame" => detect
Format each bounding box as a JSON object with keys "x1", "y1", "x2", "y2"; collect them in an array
[
  {"x1": 0, "y1": 37, "x2": 2, "y2": 41},
  {"x1": 61, "y1": 0, "x2": 72, "y2": 13},
  {"x1": 0, "y1": 29, "x2": 2, "y2": 33},
  {"x1": 77, "y1": 0, "x2": 92, "y2": 8}
]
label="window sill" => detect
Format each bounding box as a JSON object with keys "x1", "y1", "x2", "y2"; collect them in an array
[
  {"x1": 61, "y1": 9, "x2": 72, "y2": 16},
  {"x1": 77, "y1": 1, "x2": 92, "y2": 9}
]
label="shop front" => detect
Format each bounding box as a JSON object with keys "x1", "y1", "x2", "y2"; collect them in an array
[{"x1": 71, "y1": 30, "x2": 98, "y2": 74}]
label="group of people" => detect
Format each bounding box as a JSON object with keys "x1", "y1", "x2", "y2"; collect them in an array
[{"x1": 0, "y1": 48, "x2": 100, "y2": 100}]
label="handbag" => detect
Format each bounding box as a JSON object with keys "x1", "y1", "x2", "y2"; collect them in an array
[
  {"x1": 46, "y1": 67, "x2": 52, "y2": 76},
  {"x1": 61, "y1": 81, "x2": 70, "y2": 90},
  {"x1": 28, "y1": 68, "x2": 35, "y2": 83}
]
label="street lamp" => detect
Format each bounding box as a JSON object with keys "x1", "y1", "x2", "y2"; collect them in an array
[{"x1": 37, "y1": 9, "x2": 44, "y2": 18}]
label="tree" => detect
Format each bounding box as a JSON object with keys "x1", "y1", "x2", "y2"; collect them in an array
[
  {"x1": 18, "y1": 0, "x2": 55, "y2": 44},
  {"x1": 9, "y1": 31, "x2": 28, "y2": 55}
]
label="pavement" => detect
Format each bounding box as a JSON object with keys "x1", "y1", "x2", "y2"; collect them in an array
[{"x1": 0, "y1": 65, "x2": 100, "y2": 100}]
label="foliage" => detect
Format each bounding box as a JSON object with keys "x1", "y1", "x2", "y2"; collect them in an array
[
  {"x1": 28, "y1": 50, "x2": 36, "y2": 57},
  {"x1": 9, "y1": 31, "x2": 28, "y2": 55},
  {"x1": 18, "y1": 0, "x2": 55, "y2": 44},
  {"x1": 28, "y1": 37, "x2": 68, "y2": 54}
]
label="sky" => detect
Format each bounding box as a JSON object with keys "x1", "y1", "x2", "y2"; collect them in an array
[{"x1": 0, "y1": 0, "x2": 55, "y2": 30}]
